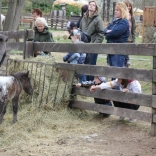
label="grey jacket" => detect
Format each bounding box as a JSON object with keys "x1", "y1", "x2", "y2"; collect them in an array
[{"x1": 80, "y1": 11, "x2": 104, "y2": 43}]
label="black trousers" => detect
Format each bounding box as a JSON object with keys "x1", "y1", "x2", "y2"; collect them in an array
[{"x1": 113, "y1": 101, "x2": 140, "y2": 110}]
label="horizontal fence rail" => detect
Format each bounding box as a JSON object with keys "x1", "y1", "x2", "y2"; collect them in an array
[
  {"x1": 55, "y1": 63, "x2": 153, "y2": 82},
  {"x1": 33, "y1": 42, "x2": 156, "y2": 56},
  {"x1": 6, "y1": 42, "x2": 24, "y2": 51},
  {"x1": 72, "y1": 87, "x2": 153, "y2": 108},
  {"x1": 0, "y1": 30, "x2": 34, "y2": 39},
  {"x1": 71, "y1": 101, "x2": 152, "y2": 123}
]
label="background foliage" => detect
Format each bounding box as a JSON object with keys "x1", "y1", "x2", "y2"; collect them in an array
[{"x1": 52, "y1": 4, "x2": 80, "y2": 17}]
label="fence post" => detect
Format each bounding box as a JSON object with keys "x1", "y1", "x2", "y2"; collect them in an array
[
  {"x1": 151, "y1": 45, "x2": 156, "y2": 136},
  {"x1": 23, "y1": 29, "x2": 34, "y2": 59},
  {"x1": 0, "y1": 34, "x2": 8, "y2": 68},
  {"x1": 25, "y1": 41, "x2": 34, "y2": 58}
]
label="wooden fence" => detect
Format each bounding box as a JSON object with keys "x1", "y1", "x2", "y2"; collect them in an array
[
  {"x1": 25, "y1": 41, "x2": 156, "y2": 136},
  {"x1": 1, "y1": 30, "x2": 156, "y2": 135},
  {"x1": 142, "y1": 6, "x2": 156, "y2": 42}
]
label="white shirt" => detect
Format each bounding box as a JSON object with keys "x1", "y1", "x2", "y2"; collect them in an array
[{"x1": 99, "y1": 79, "x2": 142, "y2": 93}]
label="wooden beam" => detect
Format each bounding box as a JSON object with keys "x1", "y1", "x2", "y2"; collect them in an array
[
  {"x1": 33, "y1": 43, "x2": 155, "y2": 56},
  {"x1": 6, "y1": 42, "x2": 24, "y2": 51},
  {"x1": 0, "y1": 30, "x2": 34, "y2": 39},
  {"x1": 55, "y1": 63, "x2": 152, "y2": 82},
  {"x1": 151, "y1": 45, "x2": 156, "y2": 136},
  {"x1": 72, "y1": 87, "x2": 152, "y2": 108},
  {"x1": 71, "y1": 101, "x2": 152, "y2": 122},
  {"x1": 25, "y1": 41, "x2": 34, "y2": 58}
]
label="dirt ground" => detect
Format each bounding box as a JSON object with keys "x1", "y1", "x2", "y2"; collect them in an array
[{"x1": 1, "y1": 113, "x2": 156, "y2": 156}]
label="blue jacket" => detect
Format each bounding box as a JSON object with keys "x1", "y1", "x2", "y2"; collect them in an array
[
  {"x1": 77, "y1": 53, "x2": 86, "y2": 64},
  {"x1": 104, "y1": 18, "x2": 129, "y2": 43}
]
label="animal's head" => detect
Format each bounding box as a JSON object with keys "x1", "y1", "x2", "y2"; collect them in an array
[
  {"x1": 12, "y1": 71, "x2": 33, "y2": 95},
  {"x1": 22, "y1": 71, "x2": 33, "y2": 95}
]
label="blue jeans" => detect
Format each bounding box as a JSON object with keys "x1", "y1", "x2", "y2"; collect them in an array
[
  {"x1": 78, "y1": 74, "x2": 86, "y2": 83},
  {"x1": 86, "y1": 53, "x2": 98, "y2": 81},
  {"x1": 107, "y1": 54, "x2": 126, "y2": 67}
]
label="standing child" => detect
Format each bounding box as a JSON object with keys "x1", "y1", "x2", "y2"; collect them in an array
[
  {"x1": 63, "y1": 29, "x2": 86, "y2": 82},
  {"x1": 76, "y1": 76, "x2": 112, "y2": 117},
  {"x1": 63, "y1": 29, "x2": 82, "y2": 64}
]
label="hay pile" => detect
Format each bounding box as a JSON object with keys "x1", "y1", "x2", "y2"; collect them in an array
[
  {"x1": 6, "y1": 56, "x2": 73, "y2": 110},
  {"x1": 0, "y1": 55, "x2": 93, "y2": 153}
]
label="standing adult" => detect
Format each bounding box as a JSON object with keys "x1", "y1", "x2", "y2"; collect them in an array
[
  {"x1": 123, "y1": 0, "x2": 136, "y2": 67},
  {"x1": 80, "y1": 0, "x2": 104, "y2": 81},
  {"x1": 104, "y1": 2, "x2": 129, "y2": 67},
  {"x1": 33, "y1": 17, "x2": 54, "y2": 56},
  {"x1": 32, "y1": 8, "x2": 48, "y2": 27}
]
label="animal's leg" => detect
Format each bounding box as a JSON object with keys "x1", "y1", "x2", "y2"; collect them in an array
[
  {"x1": 0, "y1": 102, "x2": 4, "y2": 123},
  {"x1": 2, "y1": 102, "x2": 7, "y2": 119},
  {"x1": 12, "y1": 96, "x2": 19, "y2": 123},
  {"x1": 0, "y1": 102, "x2": 6, "y2": 124}
]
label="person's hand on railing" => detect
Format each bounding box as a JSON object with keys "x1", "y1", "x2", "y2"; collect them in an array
[
  {"x1": 122, "y1": 88, "x2": 129, "y2": 92},
  {"x1": 90, "y1": 85, "x2": 100, "y2": 92},
  {"x1": 76, "y1": 83, "x2": 81, "y2": 87}
]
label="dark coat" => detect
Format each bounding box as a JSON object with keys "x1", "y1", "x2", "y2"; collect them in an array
[
  {"x1": 104, "y1": 18, "x2": 129, "y2": 43},
  {"x1": 34, "y1": 26, "x2": 54, "y2": 42},
  {"x1": 80, "y1": 11, "x2": 104, "y2": 43}
]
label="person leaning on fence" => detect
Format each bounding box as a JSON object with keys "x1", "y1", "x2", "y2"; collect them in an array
[
  {"x1": 123, "y1": 0, "x2": 136, "y2": 67},
  {"x1": 90, "y1": 78, "x2": 142, "y2": 122},
  {"x1": 104, "y1": 2, "x2": 129, "y2": 67},
  {"x1": 33, "y1": 17, "x2": 54, "y2": 57},
  {"x1": 76, "y1": 76, "x2": 112, "y2": 117},
  {"x1": 80, "y1": 0, "x2": 104, "y2": 81}
]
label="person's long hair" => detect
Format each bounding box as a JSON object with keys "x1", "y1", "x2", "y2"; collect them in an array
[
  {"x1": 121, "y1": 79, "x2": 129, "y2": 88},
  {"x1": 123, "y1": 0, "x2": 133, "y2": 16},
  {"x1": 115, "y1": 2, "x2": 129, "y2": 20},
  {"x1": 81, "y1": 5, "x2": 88, "y2": 18}
]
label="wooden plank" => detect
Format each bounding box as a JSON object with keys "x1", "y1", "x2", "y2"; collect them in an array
[
  {"x1": 151, "y1": 52, "x2": 156, "y2": 136},
  {"x1": 25, "y1": 41, "x2": 34, "y2": 58},
  {"x1": 152, "y1": 95, "x2": 156, "y2": 108},
  {"x1": 153, "y1": 113, "x2": 156, "y2": 123},
  {"x1": 6, "y1": 42, "x2": 24, "y2": 51},
  {"x1": 55, "y1": 63, "x2": 152, "y2": 82},
  {"x1": 0, "y1": 30, "x2": 34, "y2": 39},
  {"x1": 71, "y1": 101, "x2": 152, "y2": 122},
  {"x1": 72, "y1": 87, "x2": 152, "y2": 108},
  {"x1": 33, "y1": 42, "x2": 155, "y2": 56},
  {"x1": 155, "y1": 7, "x2": 156, "y2": 26}
]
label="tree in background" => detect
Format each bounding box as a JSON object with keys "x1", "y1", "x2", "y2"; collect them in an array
[
  {"x1": 0, "y1": 0, "x2": 2, "y2": 31},
  {"x1": 3, "y1": 0, "x2": 25, "y2": 31}
]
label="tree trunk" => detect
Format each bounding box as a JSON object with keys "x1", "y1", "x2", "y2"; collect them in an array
[
  {"x1": 0, "y1": 0, "x2": 2, "y2": 31},
  {"x1": 102, "y1": 0, "x2": 106, "y2": 21},
  {"x1": 3, "y1": 0, "x2": 25, "y2": 31},
  {"x1": 107, "y1": 0, "x2": 111, "y2": 22}
]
